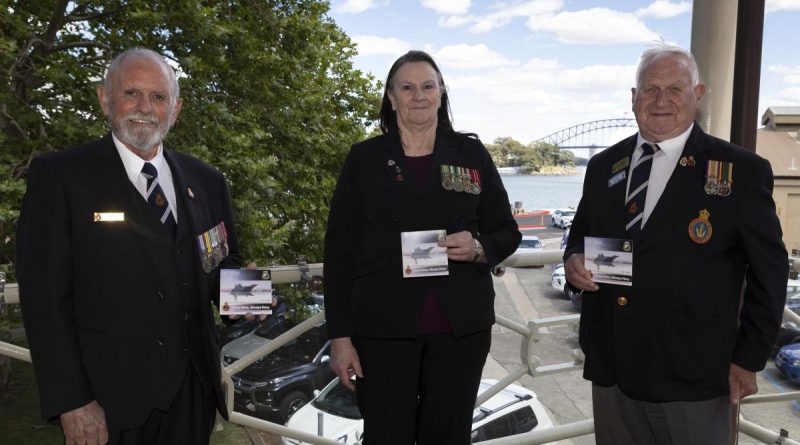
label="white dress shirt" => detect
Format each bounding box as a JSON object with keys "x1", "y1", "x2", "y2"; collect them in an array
[
  {"x1": 112, "y1": 133, "x2": 179, "y2": 223},
  {"x1": 630, "y1": 123, "x2": 694, "y2": 227}
]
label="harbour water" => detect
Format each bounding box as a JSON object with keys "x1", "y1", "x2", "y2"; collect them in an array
[{"x1": 500, "y1": 167, "x2": 586, "y2": 212}]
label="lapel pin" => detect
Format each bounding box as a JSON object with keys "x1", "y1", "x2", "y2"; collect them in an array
[{"x1": 187, "y1": 187, "x2": 195, "y2": 199}]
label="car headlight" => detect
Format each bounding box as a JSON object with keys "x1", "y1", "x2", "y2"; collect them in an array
[{"x1": 268, "y1": 376, "x2": 287, "y2": 386}]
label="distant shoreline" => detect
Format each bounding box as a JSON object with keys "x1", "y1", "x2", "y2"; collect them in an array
[{"x1": 499, "y1": 165, "x2": 580, "y2": 176}]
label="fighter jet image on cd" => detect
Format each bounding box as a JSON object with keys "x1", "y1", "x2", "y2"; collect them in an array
[
  {"x1": 410, "y1": 246, "x2": 435, "y2": 264},
  {"x1": 230, "y1": 283, "x2": 258, "y2": 301},
  {"x1": 591, "y1": 253, "x2": 618, "y2": 269}
]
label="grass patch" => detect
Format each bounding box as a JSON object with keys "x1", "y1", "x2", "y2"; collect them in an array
[{"x1": 0, "y1": 359, "x2": 63, "y2": 444}]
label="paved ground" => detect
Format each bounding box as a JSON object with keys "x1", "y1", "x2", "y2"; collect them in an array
[{"x1": 254, "y1": 224, "x2": 800, "y2": 444}]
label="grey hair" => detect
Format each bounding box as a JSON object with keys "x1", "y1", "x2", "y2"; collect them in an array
[
  {"x1": 102, "y1": 48, "x2": 180, "y2": 101},
  {"x1": 635, "y1": 43, "x2": 701, "y2": 88}
]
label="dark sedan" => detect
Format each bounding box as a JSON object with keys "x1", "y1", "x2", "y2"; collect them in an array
[{"x1": 227, "y1": 321, "x2": 336, "y2": 422}]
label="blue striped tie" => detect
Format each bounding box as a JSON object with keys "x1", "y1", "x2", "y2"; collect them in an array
[
  {"x1": 141, "y1": 162, "x2": 177, "y2": 237},
  {"x1": 625, "y1": 143, "x2": 657, "y2": 238}
]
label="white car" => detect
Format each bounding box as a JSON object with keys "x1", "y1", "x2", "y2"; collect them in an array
[
  {"x1": 505, "y1": 235, "x2": 546, "y2": 268},
  {"x1": 551, "y1": 263, "x2": 581, "y2": 309},
  {"x1": 283, "y1": 379, "x2": 554, "y2": 444},
  {"x1": 551, "y1": 209, "x2": 576, "y2": 229},
  {"x1": 551, "y1": 263, "x2": 567, "y2": 294}
]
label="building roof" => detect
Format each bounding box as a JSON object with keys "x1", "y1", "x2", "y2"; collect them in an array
[
  {"x1": 762, "y1": 106, "x2": 800, "y2": 129},
  {"x1": 757, "y1": 128, "x2": 800, "y2": 178}
]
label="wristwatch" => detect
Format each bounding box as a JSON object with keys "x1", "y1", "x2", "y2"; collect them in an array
[{"x1": 472, "y1": 238, "x2": 484, "y2": 262}]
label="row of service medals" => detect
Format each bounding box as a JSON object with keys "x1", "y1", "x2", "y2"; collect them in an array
[
  {"x1": 196, "y1": 221, "x2": 229, "y2": 273},
  {"x1": 441, "y1": 165, "x2": 481, "y2": 194},
  {"x1": 704, "y1": 160, "x2": 733, "y2": 197}
]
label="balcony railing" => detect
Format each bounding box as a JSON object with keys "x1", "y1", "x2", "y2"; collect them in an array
[{"x1": 2, "y1": 253, "x2": 800, "y2": 445}]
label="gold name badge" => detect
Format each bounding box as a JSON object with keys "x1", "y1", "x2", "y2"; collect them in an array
[{"x1": 93, "y1": 212, "x2": 125, "y2": 222}]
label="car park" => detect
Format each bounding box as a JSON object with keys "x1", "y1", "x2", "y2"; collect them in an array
[
  {"x1": 225, "y1": 316, "x2": 336, "y2": 422},
  {"x1": 283, "y1": 378, "x2": 555, "y2": 444},
  {"x1": 551, "y1": 209, "x2": 575, "y2": 229},
  {"x1": 775, "y1": 342, "x2": 800, "y2": 384}
]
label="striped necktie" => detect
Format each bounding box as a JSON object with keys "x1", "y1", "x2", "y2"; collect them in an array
[
  {"x1": 141, "y1": 162, "x2": 177, "y2": 237},
  {"x1": 624, "y1": 143, "x2": 658, "y2": 238}
]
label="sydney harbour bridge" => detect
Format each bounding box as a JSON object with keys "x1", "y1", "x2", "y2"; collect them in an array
[{"x1": 532, "y1": 118, "x2": 638, "y2": 159}]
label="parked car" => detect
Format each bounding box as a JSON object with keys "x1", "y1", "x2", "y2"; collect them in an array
[
  {"x1": 283, "y1": 379, "x2": 555, "y2": 444},
  {"x1": 773, "y1": 293, "x2": 800, "y2": 356},
  {"x1": 226, "y1": 317, "x2": 336, "y2": 422},
  {"x1": 551, "y1": 209, "x2": 575, "y2": 229},
  {"x1": 510, "y1": 235, "x2": 545, "y2": 268},
  {"x1": 775, "y1": 342, "x2": 800, "y2": 384},
  {"x1": 550, "y1": 264, "x2": 582, "y2": 310}
]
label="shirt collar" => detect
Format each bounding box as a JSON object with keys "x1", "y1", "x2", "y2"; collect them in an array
[
  {"x1": 636, "y1": 123, "x2": 694, "y2": 161},
  {"x1": 112, "y1": 133, "x2": 166, "y2": 183}
]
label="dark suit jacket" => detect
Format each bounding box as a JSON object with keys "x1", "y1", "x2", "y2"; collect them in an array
[
  {"x1": 565, "y1": 124, "x2": 788, "y2": 402},
  {"x1": 323, "y1": 129, "x2": 521, "y2": 340},
  {"x1": 17, "y1": 134, "x2": 241, "y2": 428}
]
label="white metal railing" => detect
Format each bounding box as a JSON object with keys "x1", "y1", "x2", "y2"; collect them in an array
[{"x1": 2, "y1": 255, "x2": 800, "y2": 445}]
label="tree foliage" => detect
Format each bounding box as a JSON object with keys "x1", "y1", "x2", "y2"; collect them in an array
[
  {"x1": 0, "y1": 0, "x2": 381, "y2": 279},
  {"x1": 486, "y1": 136, "x2": 574, "y2": 173}
]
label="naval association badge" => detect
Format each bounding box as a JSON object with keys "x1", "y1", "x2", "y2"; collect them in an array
[
  {"x1": 688, "y1": 209, "x2": 713, "y2": 244},
  {"x1": 623, "y1": 241, "x2": 632, "y2": 252}
]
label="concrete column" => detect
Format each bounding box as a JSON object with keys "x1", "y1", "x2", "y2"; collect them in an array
[{"x1": 690, "y1": 0, "x2": 738, "y2": 140}]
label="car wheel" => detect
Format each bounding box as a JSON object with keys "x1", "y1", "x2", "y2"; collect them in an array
[{"x1": 279, "y1": 390, "x2": 310, "y2": 421}]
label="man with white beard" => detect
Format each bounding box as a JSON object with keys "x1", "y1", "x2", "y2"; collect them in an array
[{"x1": 17, "y1": 48, "x2": 242, "y2": 445}]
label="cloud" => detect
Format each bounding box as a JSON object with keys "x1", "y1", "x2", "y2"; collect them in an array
[
  {"x1": 766, "y1": 0, "x2": 800, "y2": 13},
  {"x1": 635, "y1": 0, "x2": 692, "y2": 18},
  {"x1": 762, "y1": 88, "x2": 800, "y2": 107},
  {"x1": 335, "y1": 0, "x2": 380, "y2": 14},
  {"x1": 421, "y1": 0, "x2": 471, "y2": 15},
  {"x1": 469, "y1": 0, "x2": 563, "y2": 33},
  {"x1": 352, "y1": 35, "x2": 412, "y2": 56},
  {"x1": 769, "y1": 65, "x2": 800, "y2": 83},
  {"x1": 447, "y1": 61, "x2": 634, "y2": 105},
  {"x1": 527, "y1": 8, "x2": 660, "y2": 44},
  {"x1": 435, "y1": 44, "x2": 519, "y2": 70},
  {"x1": 438, "y1": 14, "x2": 476, "y2": 28}
]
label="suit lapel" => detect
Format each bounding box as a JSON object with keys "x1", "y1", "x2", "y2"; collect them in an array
[
  {"x1": 638, "y1": 125, "x2": 707, "y2": 242},
  {"x1": 164, "y1": 151, "x2": 209, "y2": 299},
  {"x1": 92, "y1": 134, "x2": 175, "y2": 287}
]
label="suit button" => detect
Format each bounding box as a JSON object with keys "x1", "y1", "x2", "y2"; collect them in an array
[
  {"x1": 157, "y1": 291, "x2": 165, "y2": 300},
  {"x1": 183, "y1": 313, "x2": 189, "y2": 321},
  {"x1": 155, "y1": 338, "x2": 164, "y2": 347},
  {"x1": 617, "y1": 296, "x2": 628, "y2": 306},
  {"x1": 393, "y1": 217, "x2": 399, "y2": 223},
  {"x1": 181, "y1": 282, "x2": 188, "y2": 288},
  {"x1": 182, "y1": 347, "x2": 189, "y2": 354}
]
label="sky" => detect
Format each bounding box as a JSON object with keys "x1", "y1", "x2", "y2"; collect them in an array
[{"x1": 328, "y1": 0, "x2": 800, "y2": 147}]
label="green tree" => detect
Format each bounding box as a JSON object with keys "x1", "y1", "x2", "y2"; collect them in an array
[
  {"x1": 0, "y1": 0, "x2": 381, "y2": 278},
  {"x1": 486, "y1": 137, "x2": 574, "y2": 173}
]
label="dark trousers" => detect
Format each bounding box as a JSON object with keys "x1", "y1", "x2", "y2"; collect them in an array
[
  {"x1": 593, "y1": 384, "x2": 732, "y2": 445},
  {"x1": 107, "y1": 365, "x2": 217, "y2": 445},
  {"x1": 353, "y1": 330, "x2": 491, "y2": 445}
]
